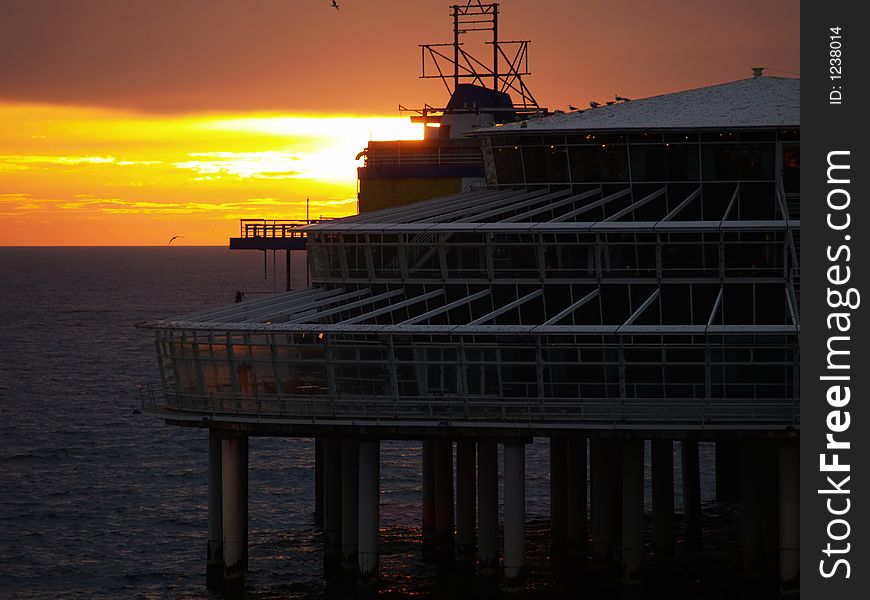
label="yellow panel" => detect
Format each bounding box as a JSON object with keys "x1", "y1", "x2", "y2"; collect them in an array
[{"x1": 358, "y1": 178, "x2": 463, "y2": 213}]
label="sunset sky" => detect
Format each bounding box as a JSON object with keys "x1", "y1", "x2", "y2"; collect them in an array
[{"x1": 0, "y1": 0, "x2": 799, "y2": 246}]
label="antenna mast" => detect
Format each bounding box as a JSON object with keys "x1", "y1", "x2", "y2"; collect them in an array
[{"x1": 418, "y1": 1, "x2": 541, "y2": 112}]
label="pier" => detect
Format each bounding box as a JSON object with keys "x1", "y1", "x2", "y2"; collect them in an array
[{"x1": 141, "y1": 38, "x2": 799, "y2": 597}]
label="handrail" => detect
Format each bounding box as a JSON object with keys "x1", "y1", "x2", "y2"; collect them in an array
[
  {"x1": 238, "y1": 218, "x2": 334, "y2": 239},
  {"x1": 139, "y1": 383, "x2": 800, "y2": 427}
]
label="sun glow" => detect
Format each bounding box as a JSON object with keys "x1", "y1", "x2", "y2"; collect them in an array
[{"x1": 0, "y1": 103, "x2": 423, "y2": 245}]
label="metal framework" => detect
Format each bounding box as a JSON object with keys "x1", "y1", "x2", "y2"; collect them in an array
[
  {"x1": 404, "y1": 1, "x2": 541, "y2": 125},
  {"x1": 144, "y1": 145, "x2": 800, "y2": 430}
]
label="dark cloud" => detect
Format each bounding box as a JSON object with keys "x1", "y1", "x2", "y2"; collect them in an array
[{"x1": 0, "y1": 0, "x2": 798, "y2": 114}]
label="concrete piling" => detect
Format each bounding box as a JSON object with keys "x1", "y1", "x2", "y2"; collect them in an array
[
  {"x1": 221, "y1": 435, "x2": 248, "y2": 594},
  {"x1": 622, "y1": 439, "x2": 644, "y2": 583},
  {"x1": 358, "y1": 439, "x2": 380, "y2": 582},
  {"x1": 323, "y1": 437, "x2": 343, "y2": 577},
  {"x1": 456, "y1": 440, "x2": 477, "y2": 566},
  {"x1": 477, "y1": 440, "x2": 499, "y2": 573},
  {"x1": 503, "y1": 441, "x2": 526, "y2": 580},
  {"x1": 206, "y1": 430, "x2": 223, "y2": 589},
  {"x1": 341, "y1": 438, "x2": 360, "y2": 574}
]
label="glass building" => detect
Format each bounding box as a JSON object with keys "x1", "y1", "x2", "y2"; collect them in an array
[{"x1": 145, "y1": 76, "x2": 800, "y2": 431}]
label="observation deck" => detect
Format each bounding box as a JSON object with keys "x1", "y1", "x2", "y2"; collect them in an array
[
  {"x1": 143, "y1": 181, "x2": 799, "y2": 435},
  {"x1": 228, "y1": 218, "x2": 331, "y2": 251}
]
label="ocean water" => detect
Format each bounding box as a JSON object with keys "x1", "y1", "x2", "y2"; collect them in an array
[{"x1": 0, "y1": 247, "x2": 725, "y2": 599}]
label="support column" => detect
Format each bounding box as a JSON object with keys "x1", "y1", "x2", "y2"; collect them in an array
[
  {"x1": 421, "y1": 440, "x2": 436, "y2": 560},
  {"x1": 323, "y1": 437, "x2": 342, "y2": 577},
  {"x1": 550, "y1": 437, "x2": 568, "y2": 558},
  {"x1": 681, "y1": 439, "x2": 702, "y2": 550},
  {"x1": 358, "y1": 439, "x2": 380, "y2": 582},
  {"x1": 456, "y1": 440, "x2": 477, "y2": 566},
  {"x1": 207, "y1": 430, "x2": 223, "y2": 589},
  {"x1": 341, "y1": 438, "x2": 360, "y2": 574},
  {"x1": 715, "y1": 440, "x2": 740, "y2": 503},
  {"x1": 314, "y1": 437, "x2": 324, "y2": 526},
  {"x1": 758, "y1": 441, "x2": 780, "y2": 578},
  {"x1": 285, "y1": 249, "x2": 292, "y2": 291},
  {"x1": 778, "y1": 444, "x2": 799, "y2": 590},
  {"x1": 740, "y1": 441, "x2": 762, "y2": 578},
  {"x1": 651, "y1": 439, "x2": 675, "y2": 558},
  {"x1": 477, "y1": 440, "x2": 499, "y2": 573},
  {"x1": 221, "y1": 436, "x2": 248, "y2": 594},
  {"x1": 622, "y1": 439, "x2": 644, "y2": 584},
  {"x1": 503, "y1": 441, "x2": 526, "y2": 580},
  {"x1": 591, "y1": 438, "x2": 618, "y2": 562},
  {"x1": 433, "y1": 439, "x2": 455, "y2": 562},
  {"x1": 565, "y1": 437, "x2": 587, "y2": 559}
]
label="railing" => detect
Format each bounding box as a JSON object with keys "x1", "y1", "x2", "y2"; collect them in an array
[
  {"x1": 238, "y1": 218, "x2": 333, "y2": 239},
  {"x1": 364, "y1": 146, "x2": 482, "y2": 168},
  {"x1": 139, "y1": 383, "x2": 799, "y2": 428}
]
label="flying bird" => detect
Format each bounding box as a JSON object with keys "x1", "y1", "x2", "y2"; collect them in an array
[
  {"x1": 168, "y1": 236, "x2": 185, "y2": 245},
  {"x1": 589, "y1": 101, "x2": 600, "y2": 109},
  {"x1": 331, "y1": 1, "x2": 340, "y2": 10}
]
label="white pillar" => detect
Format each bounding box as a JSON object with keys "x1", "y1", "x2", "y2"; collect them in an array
[
  {"x1": 341, "y1": 438, "x2": 359, "y2": 573},
  {"x1": 778, "y1": 444, "x2": 799, "y2": 589},
  {"x1": 622, "y1": 439, "x2": 644, "y2": 583},
  {"x1": 207, "y1": 430, "x2": 223, "y2": 589},
  {"x1": 477, "y1": 440, "x2": 499, "y2": 573},
  {"x1": 221, "y1": 436, "x2": 248, "y2": 593},
  {"x1": 358, "y1": 439, "x2": 380, "y2": 581},
  {"x1": 651, "y1": 439, "x2": 674, "y2": 557},
  {"x1": 456, "y1": 440, "x2": 476, "y2": 564},
  {"x1": 503, "y1": 441, "x2": 526, "y2": 580},
  {"x1": 323, "y1": 437, "x2": 342, "y2": 577}
]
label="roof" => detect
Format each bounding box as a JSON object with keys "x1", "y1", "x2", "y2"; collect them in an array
[
  {"x1": 481, "y1": 76, "x2": 799, "y2": 133},
  {"x1": 304, "y1": 185, "x2": 798, "y2": 233}
]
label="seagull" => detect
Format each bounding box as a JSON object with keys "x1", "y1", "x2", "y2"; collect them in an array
[
  {"x1": 589, "y1": 101, "x2": 600, "y2": 109},
  {"x1": 568, "y1": 104, "x2": 579, "y2": 111},
  {"x1": 615, "y1": 94, "x2": 632, "y2": 102},
  {"x1": 331, "y1": 0, "x2": 340, "y2": 10},
  {"x1": 168, "y1": 236, "x2": 185, "y2": 245}
]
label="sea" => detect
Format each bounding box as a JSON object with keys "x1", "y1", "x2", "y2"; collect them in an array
[{"x1": 0, "y1": 247, "x2": 728, "y2": 600}]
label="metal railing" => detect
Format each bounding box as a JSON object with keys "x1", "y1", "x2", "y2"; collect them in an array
[
  {"x1": 238, "y1": 218, "x2": 333, "y2": 239},
  {"x1": 139, "y1": 383, "x2": 798, "y2": 428}
]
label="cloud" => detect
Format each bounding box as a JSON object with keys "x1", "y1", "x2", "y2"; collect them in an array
[
  {"x1": 0, "y1": 154, "x2": 117, "y2": 169},
  {"x1": 0, "y1": 193, "x2": 356, "y2": 217}
]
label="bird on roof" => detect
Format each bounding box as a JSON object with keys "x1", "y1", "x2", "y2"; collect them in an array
[
  {"x1": 330, "y1": 0, "x2": 340, "y2": 10},
  {"x1": 615, "y1": 94, "x2": 632, "y2": 102},
  {"x1": 568, "y1": 104, "x2": 579, "y2": 111},
  {"x1": 589, "y1": 101, "x2": 600, "y2": 109},
  {"x1": 168, "y1": 236, "x2": 185, "y2": 245}
]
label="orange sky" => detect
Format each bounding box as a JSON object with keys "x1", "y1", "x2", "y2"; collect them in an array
[{"x1": 0, "y1": 0, "x2": 799, "y2": 246}]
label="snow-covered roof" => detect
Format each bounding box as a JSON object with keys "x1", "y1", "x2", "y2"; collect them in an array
[{"x1": 482, "y1": 76, "x2": 799, "y2": 133}]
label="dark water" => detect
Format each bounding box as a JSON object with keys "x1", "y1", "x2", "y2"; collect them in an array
[{"x1": 0, "y1": 248, "x2": 724, "y2": 599}]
